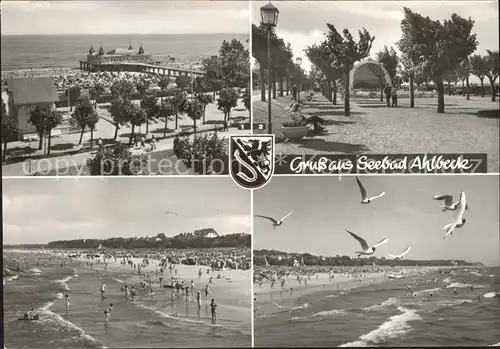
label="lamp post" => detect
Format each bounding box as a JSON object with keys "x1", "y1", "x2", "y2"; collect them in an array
[
  {"x1": 260, "y1": 2, "x2": 279, "y2": 134},
  {"x1": 296, "y1": 57, "x2": 302, "y2": 103}
]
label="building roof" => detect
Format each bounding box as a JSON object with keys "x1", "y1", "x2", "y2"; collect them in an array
[
  {"x1": 7, "y1": 77, "x2": 59, "y2": 106},
  {"x1": 106, "y1": 48, "x2": 135, "y2": 55}
]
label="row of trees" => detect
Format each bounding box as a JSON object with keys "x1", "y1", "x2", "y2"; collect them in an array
[
  {"x1": 307, "y1": 7, "x2": 498, "y2": 115},
  {"x1": 253, "y1": 250, "x2": 478, "y2": 267},
  {"x1": 252, "y1": 24, "x2": 307, "y2": 102},
  {"x1": 46, "y1": 233, "x2": 251, "y2": 249}
]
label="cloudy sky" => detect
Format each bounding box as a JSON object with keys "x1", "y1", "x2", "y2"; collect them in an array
[
  {"x1": 254, "y1": 175, "x2": 500, "y2": 266},
  {"x1": 252, "y1": 1, "x2": 499, "y2": 74},
  {"x1": 3, "y1": 178, "x2": 250, "y2": 245},
  {"x1": 1, "y1": 1, "x2": 250, "y2": 35}
]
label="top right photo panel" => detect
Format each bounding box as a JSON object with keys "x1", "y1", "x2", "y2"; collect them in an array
[{"x1": 252, "y1": 1, "x2": 499, "y2": 174}]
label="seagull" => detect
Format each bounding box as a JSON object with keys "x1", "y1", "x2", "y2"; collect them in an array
[
  {"x1": 388, "y1": 247, "x2": 412, "y2": 260},
  {"x1": 433, "y1": 194, "x2": 469, "y2": 211},
  {"x1": 272, "y1": 301, "x2": 284, "y2": 309},
  {"x1": 442, "y1": 192, "x2": 467, "y2": 239},
  {"x1": 355, "y1": 177, "x2": 385, "y2": 204},
  {"x1": 165, "y1": 211, "x2": 178, "y2": 216},
  {"x1": 255, "y1": 211, "x2": 293, "y2": 229},
  {"x1": 345, "y1": 229, "x2": 389, "y2": 258}
]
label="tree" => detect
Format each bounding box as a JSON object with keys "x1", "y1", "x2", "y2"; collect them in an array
[
  {"x1": 398, "y1": 7, "x2": 478, "y2": 113},
  {"x1": 242, "y1": 88, "x2": 251, "y2": 119},
  {"x1": 219, "y1": 39, "x2": 250, "y2": 88},
  {"x1": 110, "y1": 98, "x2": 128, "y2": 140},
  {"x1": 185, "y1": 99, "x2": 204, "y2": 134},
  {"x1": 485, "y1": 50, "x2": 499, "y2": 102},
  {"x1": 175, "y1": 75, "x2": 191, "y2": 90},
  {"x1": 140, "y1": 90, "x2": 158, "y2": 135},
  {"x1": 171, "y1": 94, "x2": 188, "y2": 130},
  {"x1": 377, "y1": 46, "x2": 399, "y2": 83},
  {"x1": 157, "y1": 75, "x2": 171, "y2": 101},
  {"x1": 90, "y1": 82, "x2": 105, "y2": 108},
  {"x1": 470, "y1": 54, "x2": 488, "y2": 97},
  {"x1": 366, "y1": 62, "x2": 387, "y2": 101},
  {"x1": 455, "y1": 58, "x2": 471, "y2": 100},
  {"x1": 29, "y1": 105, "x2": 62, "y2": 154},
  {"x1": 443, "y1": 69, "x2": 458, "y2": 96},
  {"x1": 71, "y1": 103, "x2": 94, "y2": 145},
  {"x1": 123, "y1": 103, "x2": 147, "y2": 145},
  {"x1": 135, "y1": 79, "x2": 150, "y2": 97},
  {"x1": 158, "y1": 99, "x2": 175, "y2": 137},
  {"x1": 1, "y1": 101, "x2": 18, "y2": 161},
  {"x1": 65, "y1": 85, "x2": 81, "y2": 111},
  {"x1": 321, "y1": 24, "x2": 375, "y2": 116},
  {"x1": 202, "y1": 56, "x2": 223, "y2": 99},
  {"x1": 217, "y1": 88, "x2": 238, "y2": 124},
  {"x1": 86, "y1": 109, "x2": 100, "y2": 148},
  {"x1": 110, "y1": 79, "x2": 134, "y2": 100},
  {"x1": 196, "y1": 94, "x2": 214, "y2": 125},
  {"x1": 86, "y1": 143, "x2": 148, "y2": 176}
]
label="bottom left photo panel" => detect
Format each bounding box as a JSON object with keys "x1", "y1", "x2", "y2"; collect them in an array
[{"x1": 2, "y1": 177, "x2": 252, "y2": 348}]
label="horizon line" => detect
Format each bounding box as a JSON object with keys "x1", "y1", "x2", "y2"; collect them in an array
[{"x1": 1, "y1": 32, "x2": 249, "y2": 37}]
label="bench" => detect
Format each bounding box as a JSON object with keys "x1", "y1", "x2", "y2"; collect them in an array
[
  {"x1": 22, "y1": 134, "x2": 39, "y2": 142},
  {"x1": 10, "y1": 149, "x2": 27, "y2": 157}
]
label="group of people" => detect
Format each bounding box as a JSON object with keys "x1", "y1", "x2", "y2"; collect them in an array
[{"x1": 383, "y1": 83, "x2": 399, "y2": 107}]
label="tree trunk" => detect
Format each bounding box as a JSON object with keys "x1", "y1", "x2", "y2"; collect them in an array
[
  {"x1": 447, "y1": 82, "x2": 451, "y2": 96},
  {"x1": 260, "y1": 66, "x2": 266, "y2": 102},
  {"x1": 480, "y1": 78, "x2": 484, "y2": 97},
  {"x1": 47, "y1": 133, "x2": 52, "y2": 155},
  {"x1": 409, "y1": 74, "x2": 415, "y2": 108},
  {"x1": 194, "y1": 118, "x2": 197, "y2": 135},
  {"x1": 380, "y1": 84, "x2": 384, "y2": 102},
  {"x1": 38, "y1": 133, "x2": 43, "y2": 150},
  {"x1": 79, "y1": 126, "x2": 85, "y2": 145},
  {"x1": 163, "y1": 116, "x2": 169, "y2": 137},
  {"x1": 3, "y1": 140, "x2": 7, "y2": 161},
  {"x1": 175, "y1": 113, "x2": 178, "y2": 129},
  {"x1": 203, "y1": 106, "x2": 206, "y2": 125},
  {"x1": 90, "y1": 129, "x2": 94, "y2": 148},
  {"x1": 272, "y1": 75, "x2": 277, "y2": 99},
  {"x1": 436, "y1": 78, "x2": 445, "y2": 114},
  {"x1": 466, "y1": 76, "x2": 470, "y2": 100},
  {"x1": 145, "y1": 115, "x2": 149, "y2": 135},
  {"x1": 488, "y1": 77, "x2": 496, "y2": 102},
  {"x1": 114, "y1": 123, "x2": 119, "y2": 140},
  {"x1": 279, "y1": 77, "x2": 284, "y2": 97},
  {"x1": 286, "y1": 76, "x2": 290, "y2": 95},
  {"x1": 332, "y1": 81, "x2": 337, "y2": 106},
  {"x1": 344, "y1": 72, "x2": 350, "y2": 116},
  {"x1": 130, "y1": 125, "x2": 135, "y2": 145}
]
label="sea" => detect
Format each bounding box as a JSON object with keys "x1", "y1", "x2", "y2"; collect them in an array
[
  {"x1": 255, "y1": 267, "x2": 500, "y2": 347},
  {"x1": 3, "y1": 251, "x2": 251, "y2": 348},
  {"x1": 0, "y1": 33, "x2": 249, "y2": 72}
]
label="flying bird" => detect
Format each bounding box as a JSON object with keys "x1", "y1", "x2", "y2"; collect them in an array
[
  {"x1": 255, "y1": 211, "x2": 293, "y2": 229},
  {"x1": 345, "y1": 229, "x2": 389, "y2": 258},
  {"x1": 433, "y1": 194, "x2": 469, "y2": 211},
  {"x1": 165, "y1": 211, "x2": 178, "y2": 216},
  {"x1": 355, "y1": 177, "x2": 385, "y2": 204},
  {"x1": 442, "y1": 192, "x2": 467, "y2": 239},
  {"x1": 388, "y1": 247, "x2": 412, "y2": 260}
]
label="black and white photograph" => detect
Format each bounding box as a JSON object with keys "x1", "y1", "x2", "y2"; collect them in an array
[
  {"x1": 253, "y1": 175, "x2": 500, "y2": 347},
  {"x1": 3, "y1": 177, "x2": 252, "y2": 348},
  {"x1": 252, "y1": 1, "x2": 499, "y2": 172},
  {"x1": 1, "y1": 1, "x2": 251, "y2": 176}
]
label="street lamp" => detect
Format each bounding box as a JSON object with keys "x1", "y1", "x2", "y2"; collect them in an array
[
  {"x1": 260, "y1": 1, "x2": 279, "y2": 134},
  {"x1": 296, "y1": 57, "x2": 302, "y2": 103}
]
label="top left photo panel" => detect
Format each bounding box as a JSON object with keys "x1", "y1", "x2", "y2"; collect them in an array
[{"x1": 1, "y1": 1, "x2": 251, "y2": 177}]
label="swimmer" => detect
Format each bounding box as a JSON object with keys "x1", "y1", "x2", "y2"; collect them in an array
[
  {"x1": 130, "y1": 286, "x2": 137, "y2": 301},
  {"x1": 196, "y1": 291, "x2": 201, "y2": 307},
  {"x1": 104, "y1": 303, "x2": 113, "y2": 322},
  {"x1": 210, "y1": 298, "x2": 217, "y2": 324},
  {"x1": 64, "y1": 294, "x2": 71, "y2": 312}
]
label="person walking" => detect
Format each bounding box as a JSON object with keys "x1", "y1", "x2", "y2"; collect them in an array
[
  {"x1": 391, "y1": 85, "x2": 398, "y2": 107},
  {"x1": 383, "y1": 83, "x2": 392, "y2": 107},
  {"x1": 210, "y1": 298, "x2": 217, "y2": 324},
  {"x1": 151, "y1": 135, "x2": 157, "y2": 151},
  {"x1": 97, "y1": 137, "x2": 103, "y2": 149},
  {"x1": 140, "y1": 136, "x2": 146, "y2": 148}
]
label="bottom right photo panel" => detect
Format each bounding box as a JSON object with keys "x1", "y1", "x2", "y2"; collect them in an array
[{"x1": 253, "y1": 175, "x2": 499, "y2": 347}]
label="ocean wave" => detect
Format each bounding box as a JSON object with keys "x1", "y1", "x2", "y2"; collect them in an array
[
  {"x1": 470, "y1": 271, "x2": 483, "y2": 276},
  {"x1": 311, "y1": 309, "x2": 347, "y2": 317},
  {"x1": 340, "y1": 306, "x2": 421, "y2": 347},
  {"x1": 31, "y1": 268, "x2": 42, "y2": 274},
  {"x1": 364, "y1": 297, "x2": 400, "y2": 311},
  {"x1": 290, "y1": 303, "x2": 309, "y2": 311},
  {"x1": 445, "y1": 282, "x2": 473, "y2": 289},
  {"x1": 491, "y1": 341, "x2": 500, "y2": 347},
  {"x1": 112, "y1": 278, "x2": 124, "y2": 284},
  {"x1": 325, "y1": 294, "x2": 338, "y2": 299},
  {"x1": 134, "y1": 303, "x2": 220, "y2": 328},
  {"x1": 55, "y1": 292, "x2": 64, "y2": 299},
  {"x1": 415, "y1": 287, "x2": 442, "y2": 296},
  {"x1": 3, "y1": 275, "x2": 19, "y2": 282},
  {"x1": 433, "y1": 299, "x2": 473, "y2": 311},
  {"x1": 38, "y1": 307, "x2": 106, "y2": 348},
  {"x1": 55, "y1": 275, "x2": 73, "y2": 291},
  {"x1": 483, "y1": 292, "x2": 498, "y2": 298}
]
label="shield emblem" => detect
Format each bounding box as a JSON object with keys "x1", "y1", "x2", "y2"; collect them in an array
[{"x1": 229, "y1": 135, "x2": 275, "y2": 190}]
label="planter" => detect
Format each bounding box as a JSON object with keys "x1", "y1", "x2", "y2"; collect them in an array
[{"x1": 280, "y1": 125, "x2": 309, "y2": 141}]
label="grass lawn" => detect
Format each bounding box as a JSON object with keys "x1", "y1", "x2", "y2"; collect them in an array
[{"x1": 253, "y1": 92, "x2": 499, "y2": 172}]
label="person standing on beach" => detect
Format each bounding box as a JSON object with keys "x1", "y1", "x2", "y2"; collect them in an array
[
  {"x1": 104, "y1": 304, "x2": 113, "y2": 322},
  {"x1": 130, "y1": 286, "x2": 137, "y2": 301},
  {"x1": 210, "y1": 299, "x2": 217, "y2": 324},
  {"x1": 204, "y1": 284, "x2": 210, "y2": 300},
  {"x1": 100, "y1": 282, "x2": 106, "y2": 299},
  {"x1": 140, "y1": 136, "x2": 146, "y2": 148},
  {"x1": 124, "y1": 285, "x2": 130, "y2": 301},
  {"x1": 196, "y1": 291, "x2": 202, "y2": 308},
  {"x1": 151, "y1": 135, "x2": 157, "y2": 151},
  {"x1": 64, "y1": 294, "x2": 71, "y2": 312},
  {"x1": 391, "y1": 86, "x2": 398, "y2": 107},
  {"x1": 190, "y1": 281, "x2": 194, "y2": 294}
]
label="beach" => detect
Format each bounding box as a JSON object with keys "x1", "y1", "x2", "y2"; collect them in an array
[
  {"x1": 254, "y1": 265, "x2": 500, "y2": 347},
  {"x1": 4, "y1": 248, "x2": 252, "y2": 348}
]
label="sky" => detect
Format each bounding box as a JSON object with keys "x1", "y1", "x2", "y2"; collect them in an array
[
  {"x1": 1, "y1": 1, "x2": 250, "y2": 35},
  {"x1": 254, "y1": 175, "x2": 500, "y2": 266},
  {"x1": 2, "y1": 177, "x2": 251, "y2": 245},
  {"x1": 252, "y1": 1, "x2": 499, "y2": 76}
]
